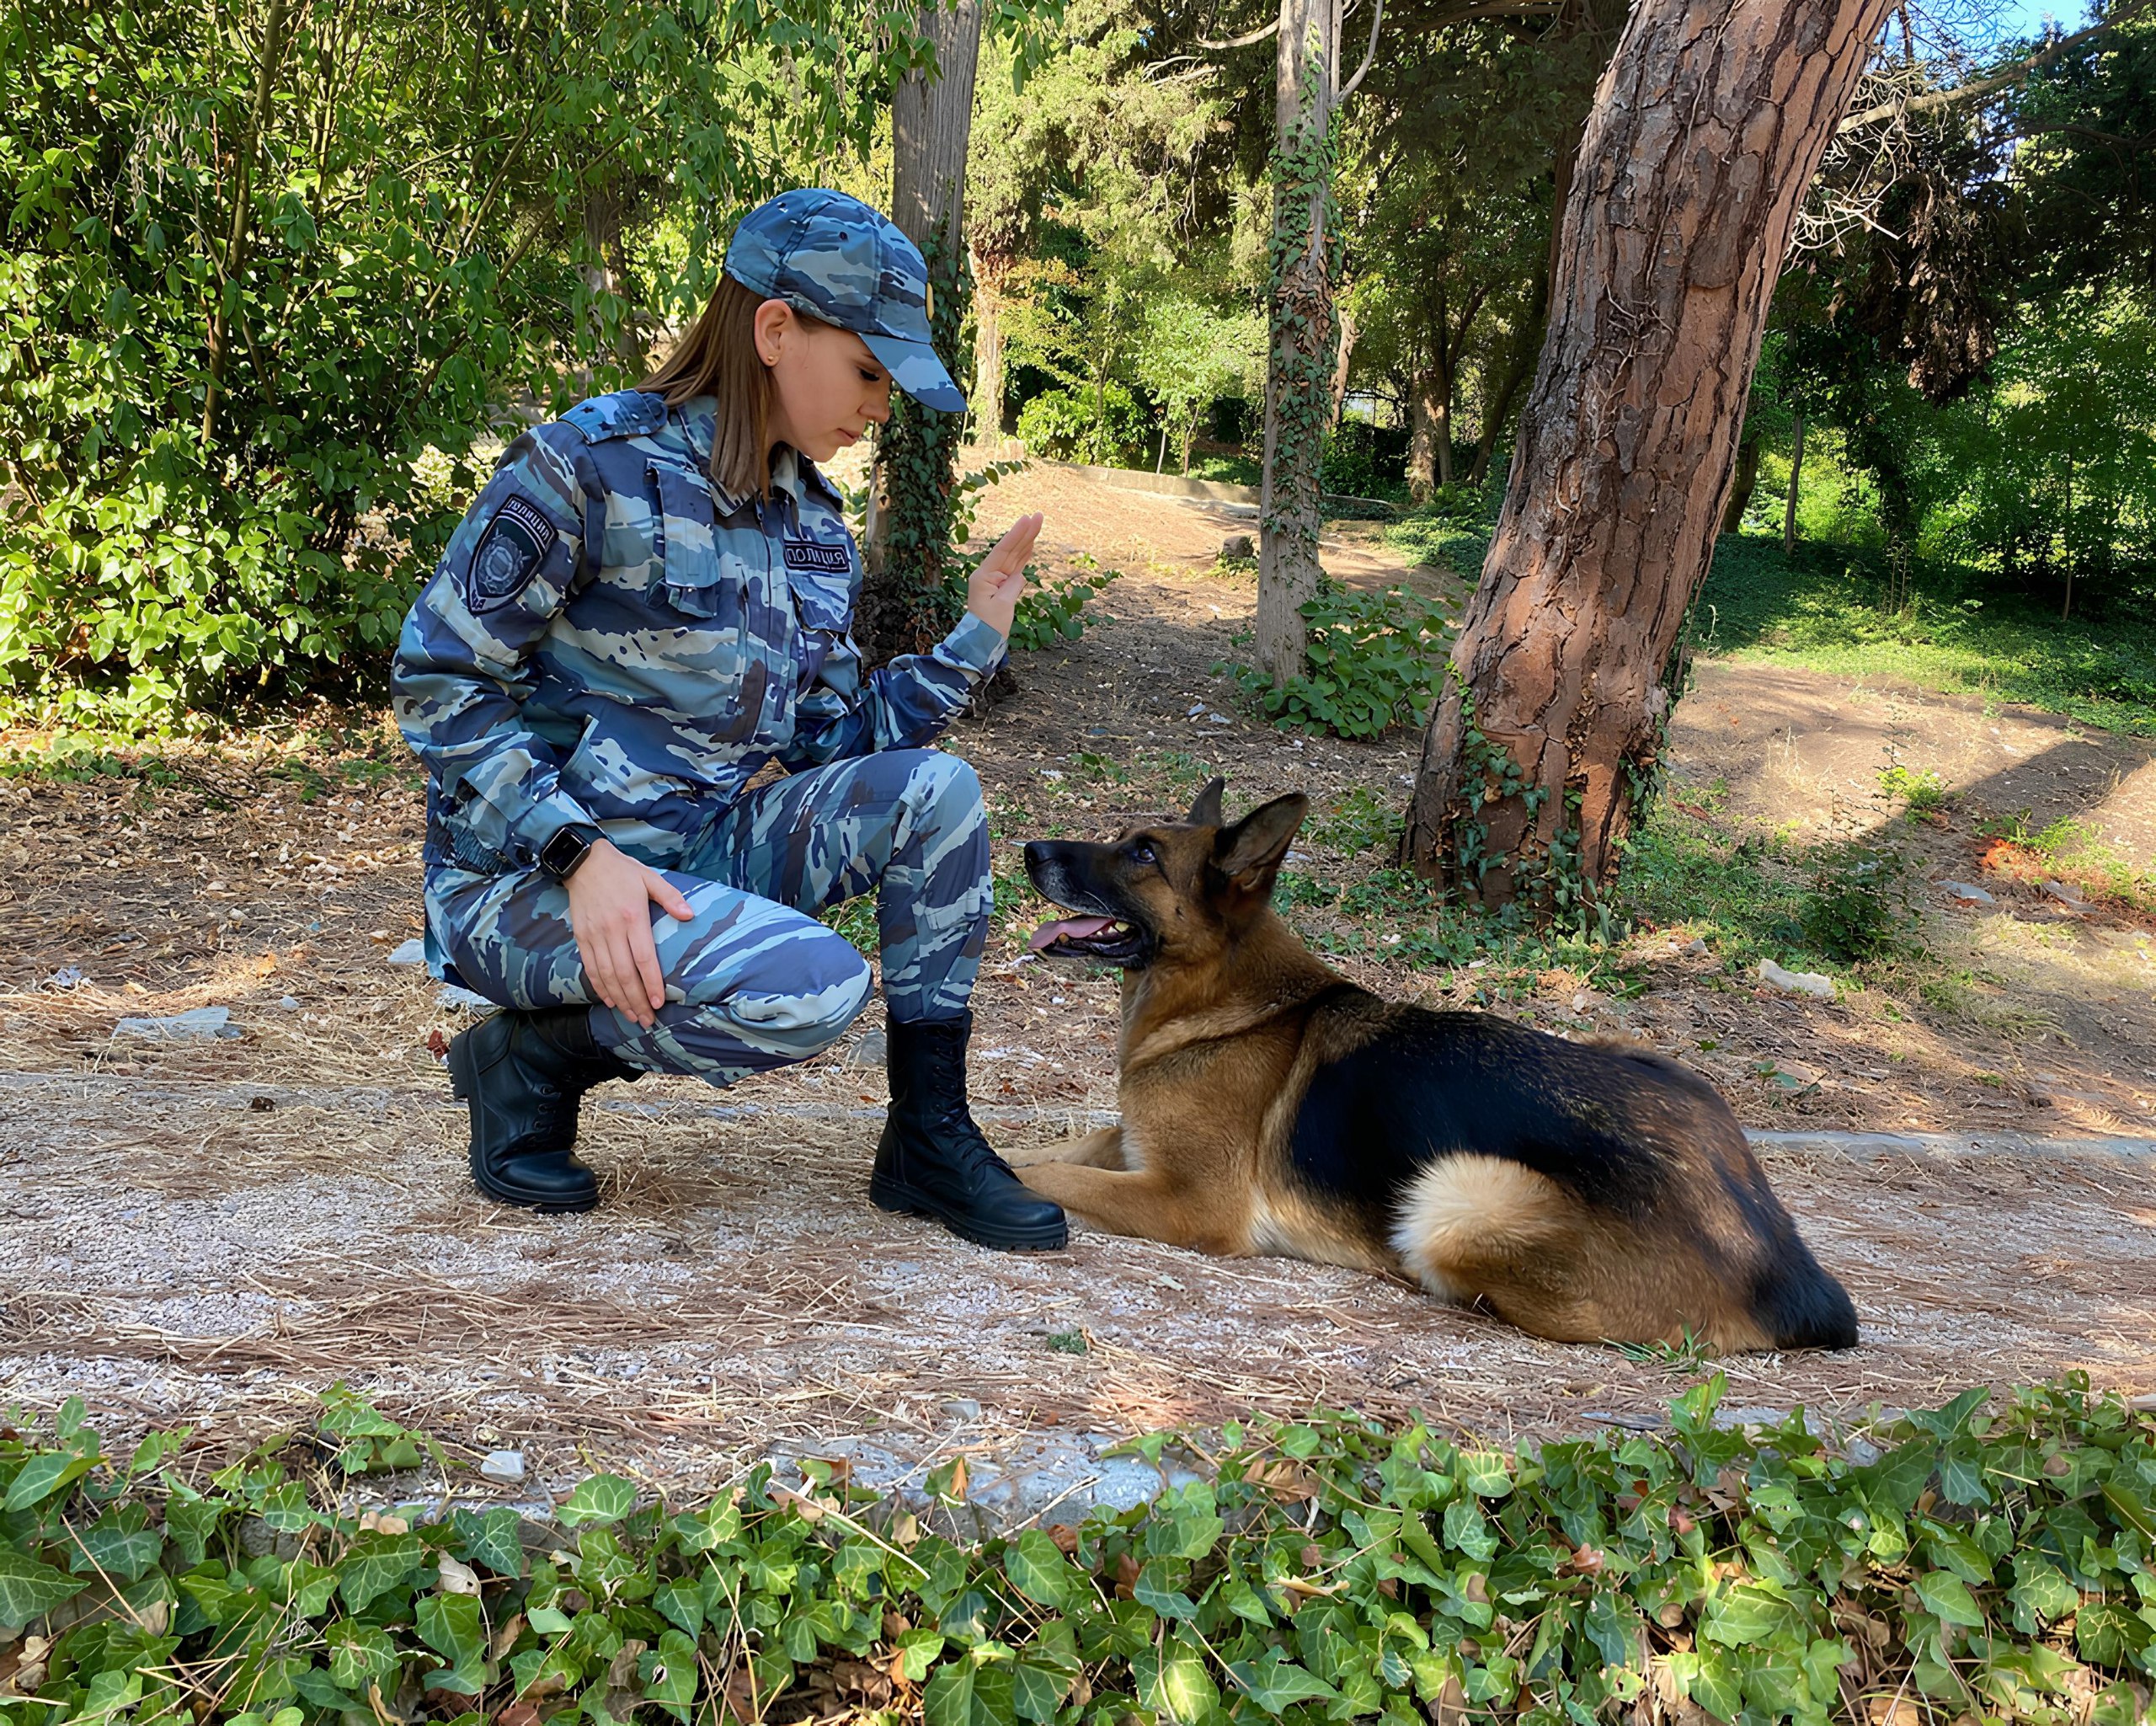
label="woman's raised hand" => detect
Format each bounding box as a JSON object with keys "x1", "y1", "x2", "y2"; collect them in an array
[
  {"x1": 563, "y1": 839, "x2": 696, "y2": 1029},
  {"x1": 963, "y1": 513, "x2": 1043, "y2": 644}
]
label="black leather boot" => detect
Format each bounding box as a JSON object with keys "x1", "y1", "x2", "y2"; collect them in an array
[
  {"x1": 445, "y1": 1007, "x2": 639, "y2": 1213},
  {"x1": 869, "y1": 1013, "x2": 1068, "y2": 1250}
]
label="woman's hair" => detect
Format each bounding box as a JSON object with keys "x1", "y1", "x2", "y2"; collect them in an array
[{"x1": 642, "y1": 272, "x2": 774, "y2": 500}]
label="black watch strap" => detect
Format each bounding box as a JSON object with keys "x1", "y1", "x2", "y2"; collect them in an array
[{"x1": 537, "y1": 823, "x2": 605, "y2": 881}]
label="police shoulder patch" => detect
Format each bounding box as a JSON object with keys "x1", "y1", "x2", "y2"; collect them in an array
[{"x1": 462, "y1": 494, "x2": 556, "y2": 612}]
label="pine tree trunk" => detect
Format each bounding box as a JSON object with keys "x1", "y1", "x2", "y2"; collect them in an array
[
  {"x1": 1254, "y1": 0, "x2": 1339, "y2": 689},
  {"x1": 862, "y1": 0, "x2": 983, "y2": 668},
  {"x1": 1402, "y1": 0, "x2": 1892, "y2": 914}
]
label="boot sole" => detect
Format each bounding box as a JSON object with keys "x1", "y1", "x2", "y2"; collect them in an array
[
  {"x1": 446, "y1": 1029, "x2": 600, "y2": 1215},
  {"x1": 869, "y1": 1171, "x2": 1069, "y2": 1251}
]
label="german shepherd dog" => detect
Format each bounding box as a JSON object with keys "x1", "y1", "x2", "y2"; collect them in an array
[{"x1": 1014, "y1": 781, "x2": 1857, "y2": 1352}]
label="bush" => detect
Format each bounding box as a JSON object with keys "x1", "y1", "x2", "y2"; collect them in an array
[
  {"x1": 1013, "y1": 382, "x2": 1151, "y2": 467},
  {"x1": 1800, "y1": 841, "x2": 1924, "y2": 963},
  {"x1": 1320, "y1": 419, "x2": 1411, "y2": 500},
  {"x1": 1220, "y1": 580, "x2": 1453, "y2": 739}
]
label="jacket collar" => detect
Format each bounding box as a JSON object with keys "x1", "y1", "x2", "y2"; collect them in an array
[{"x1": 672, "y1": 396, "x2": 822, "y2": 518}]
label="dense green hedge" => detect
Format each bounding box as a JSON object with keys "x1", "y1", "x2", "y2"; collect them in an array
[{"x1": 1, "y1": 1377, "x2": 2151, "y2": 1724}]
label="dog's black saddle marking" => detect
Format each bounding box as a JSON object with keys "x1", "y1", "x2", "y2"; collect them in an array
[{"x1": 1288, "y1": 1007, "x2": 1675, "y2": 1224}]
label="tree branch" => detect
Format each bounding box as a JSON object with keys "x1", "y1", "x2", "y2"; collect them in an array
[
  {"x1": 1340, "y1": 0, "x2": 1385, "y2": 98},
  {"x1": 1837, "y1": 0, "x2": 2153, "y2": 133},
  {"x1": 1198, "y1": 18, "x2": 1278, "y2": 48}
]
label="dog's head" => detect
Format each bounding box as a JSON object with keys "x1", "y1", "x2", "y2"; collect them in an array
[{"x1": 1022, "y1": 778, "x2": 1308, "y2": 970}]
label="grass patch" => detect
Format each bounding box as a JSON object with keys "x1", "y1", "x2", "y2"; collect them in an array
[
  {"x1": 5, "y1": 1379, "x2": 2153, "y2": 1725},
  {"x1": 1694, "y1": 536, "x2": 2156, "y2": 735}
]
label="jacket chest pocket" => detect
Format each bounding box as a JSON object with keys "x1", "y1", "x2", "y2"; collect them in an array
[{"x1": 648, "y1": 464, "x2": 768, "y2": 741}]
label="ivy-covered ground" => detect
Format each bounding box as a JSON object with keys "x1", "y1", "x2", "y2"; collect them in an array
[
  {"x1": 2, "y1": 1379, "x2": 2153, "y2": 1724},
  {"x1": 2, "y1": 460, "x2": 2153, "y2": 1576}
]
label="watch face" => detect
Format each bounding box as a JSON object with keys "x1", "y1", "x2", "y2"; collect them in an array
[{"x1": 542, "y1": 828, "x2": 592, "y2": 878}]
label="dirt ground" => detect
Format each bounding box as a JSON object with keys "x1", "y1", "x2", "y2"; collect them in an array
[{"x1": 3, "y1": 459, "x2": 2153, "y2": 1498}]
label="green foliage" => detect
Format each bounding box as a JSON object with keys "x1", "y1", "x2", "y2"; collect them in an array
[
  {"x1": 1694, "y1": 537, "x2": 2156, "y2": 735},
  {"x1": 0, "y1": 0, "x2": 935, "y2": 724},
  {"x1": 1800, "y1": 843, "x2": 1924, "y2": 965},
  {"x1": 1014, "y1": 382, "x2": 1151, "y2": 466},
  {"x1": 1385, "y1": 492, "x2": 1498, "y2": 584},
  {"x1": 1880, "y1": 764, "x2": 1951, "y2": 818},
  {"x1": 1221, "y1": 580, "x2": 1452, "y2": 739},
  {"x1": 1005, "y1": 563, "x2": 1119, "y2": 651},
  {"x1": 5, "y1": 1379, "x2": 2155, "y2": 1724},
  {"x1": 1131, "y1": 297, "x2": 1265, "y2": 473}
]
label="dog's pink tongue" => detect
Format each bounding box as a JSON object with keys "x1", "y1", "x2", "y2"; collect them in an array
[{"x1": 1029, "y1": 916, "x2": 1116, "y2": 952}]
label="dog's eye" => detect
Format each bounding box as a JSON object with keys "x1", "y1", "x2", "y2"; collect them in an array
[{"x1": 1129, "y1": 842, "x2": 1157, "y2": 867}]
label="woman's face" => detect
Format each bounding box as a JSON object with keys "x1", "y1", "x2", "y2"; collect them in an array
[{"x1": 757, "y1": 301, "x2": 893, "y2": 463}]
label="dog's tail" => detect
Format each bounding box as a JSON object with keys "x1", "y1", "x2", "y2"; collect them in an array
[{"x1": 1749, "y1": 1245, "x2": 1859, "y2": 1350}]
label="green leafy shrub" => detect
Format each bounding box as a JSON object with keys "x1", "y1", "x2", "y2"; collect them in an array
[
  {"x1": 1013, "y1": 382, "x2": 1151, "y2": 467},
  {"x1": 1008, "y1": 563, "x2": 1119, "y2": 650},
  {"x1": 1880, "y1": 763, "x2": 1951, "y2": 817},
  {"x1": 1800, "y1": 841, "x2": 1924, "y2": 963},
  {"x1": 1319, "y1": 420, "x2": 1410, "y2": 500},
  {"x1": 1220, "y1": 580, "x2": 1453, "y2": 739},
  {"x1": 4, "y1": 1378, "x2": 2155, "y2": 1725}
]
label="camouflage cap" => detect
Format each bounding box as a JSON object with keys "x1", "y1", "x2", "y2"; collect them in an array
[{"x1": 723, "y1": 189, "x2": 967, "y2": 414}]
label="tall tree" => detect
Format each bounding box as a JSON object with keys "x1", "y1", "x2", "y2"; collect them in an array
[
  {"x1": 861, "y1": 1, "x2": 986, "y2": 666},
  {"x1": 1252, "y1": 0, "x2": 1348, "y2": 687},
  {"x1": 1402, "y1": 0, "x2": 1894, "y2": 913}
]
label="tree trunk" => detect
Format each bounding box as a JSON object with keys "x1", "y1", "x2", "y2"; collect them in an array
[
  {"x1": 862, "y1": 0, "x2": 984, "y2": 667},
  {"x1": 1408, "y1": 372, "x2": 1441, "y2": 504},
  {"x1": 1402, "y1": 0, "x2": 1892, "y2": 915},
  {"x1": 1329, "y1": 299, "x2": 1359, "y2": 427},
  {"x1": 1782, "y1": 409, "x2": 1803, "y2": 553},
  {"x1": 1720, "y1": 428, "x2": 1761, "y2": 532},
  {"x1": 971, "y1": 245, "x2": 1010, "y2": 436},
  {"x1": 1468, "y1": 319, "x2": 1539, "y2": 488},
  {"x1": 1254, "y1": 0, "x2": 1340, "y2": 689},
  {"x1": 1432, "y1": 353, "x2": 1455, "y2": 489}
]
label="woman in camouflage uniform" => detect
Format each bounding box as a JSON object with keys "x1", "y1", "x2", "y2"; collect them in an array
[{"x1": 391, "y1": 190, "x2": 1066, "y2": 1251}]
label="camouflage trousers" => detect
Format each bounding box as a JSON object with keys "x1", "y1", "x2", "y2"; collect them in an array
[{"x1": 424, "y1": 748, "x2": 990, "y2": 1083}]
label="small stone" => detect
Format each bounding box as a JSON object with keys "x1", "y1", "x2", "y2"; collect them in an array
[
  {"x1": 940, "y1": 1398, "x2": 983, "y2": 1423},
  {"x1": 1939, "y1": 880, "x2": 1994, "y2": 906},
  {"x1": 1682, "y1": 937, "x2": 1708, "y2": 955},
  {"x1": 276, "y1": 995, "x2": 301, "y2": 1012},
  {"x1": 478, "y1": 1450, "x2": 526, "y2": 1484},
  {"x1": 1758, "y1": 959, "x2": 1834, "y2": 1000},
  {"x1": 115, "y1": 1006, "x2": 242, "y2": 1040},
  {"x1": 846, "y1": 1029, "x2": 888, "y2": 1068},
  {"x1": 1221, "y1": 534, "x2": 1254, "y2": 561},
  {"x1": 387, "y1": 938, "x2": 427, "y2": 966},
  {"x1": 40, "y1": 967, "x2": 86, "y2": 991}
]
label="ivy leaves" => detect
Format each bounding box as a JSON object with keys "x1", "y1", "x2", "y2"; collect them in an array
[{"x1": 1, "y1": 1376, "x2": 2153, "y2": 1723}]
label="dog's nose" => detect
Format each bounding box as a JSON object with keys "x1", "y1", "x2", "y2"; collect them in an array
[{"x1": 1022, "y1": 841, "x2": 1048, "y2": 871}]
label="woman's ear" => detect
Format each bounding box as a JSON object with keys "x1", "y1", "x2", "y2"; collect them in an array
[{"x1": 752, "y1": 298, "x2": 794, "y2": 366}]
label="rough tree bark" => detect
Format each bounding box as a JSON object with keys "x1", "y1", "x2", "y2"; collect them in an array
[
  {"x1": 1253, "y1": 0, "x2": 1340, "y2": 689},
  {"x1": 860, "y1": 0, "x2": 984, "y2": 667},
  {"x1": 1402, "y1": 0, "x2": 1893, "y2": 912}
]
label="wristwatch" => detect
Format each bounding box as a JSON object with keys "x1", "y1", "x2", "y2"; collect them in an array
[{"x1": 537, "y1": 823, "x2": 606, "y2": 882}]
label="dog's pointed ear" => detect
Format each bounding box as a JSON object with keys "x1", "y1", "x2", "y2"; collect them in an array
[
  {"x1": 1184, "y1": 777, "x2": 1226, "y2": 828},
  {"x1": 1214, "y1": 792, "x2": 1308, "y2": 884}
]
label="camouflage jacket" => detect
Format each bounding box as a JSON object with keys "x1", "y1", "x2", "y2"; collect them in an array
[{"x1": 392, "y1": 390, "x2": 1005, "y2": 875}]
